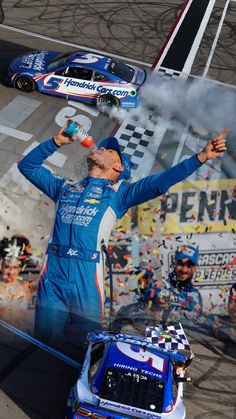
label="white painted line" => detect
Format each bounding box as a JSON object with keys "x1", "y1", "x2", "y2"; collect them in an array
[
  {"x1": 182, "y1": 0, "x2": 216, "y2": 76},
  {"x1": 23, "y1": 141, "x2": 39, "y2": 155},
  {"x1": 172, "y1": 127, "x2": 189, "y2": 166},
  {"x1": 67, "y1": 101, "x2": 100, "y2": 117},
  {"x1": 47, "y1": 151, "x2": 68, "y2": 168},
  {"x1": 202, "y1": 0, "x2": 230, "y2": 77},
  {"x1": 189, "y1": 73, "x2": 236, "y2": 90},
  {"x1": 0, "y1": 24, "x2": 151, "y2": 67},
  {"x1": 0, "y1": 124, "x2": 32, "y2": 141},
  {"x1": 23, "y1": 141, "x2": 67, "y2": 167},
  {"x1": 153, "y1": 0, "x2": 194, "y2": 71}
]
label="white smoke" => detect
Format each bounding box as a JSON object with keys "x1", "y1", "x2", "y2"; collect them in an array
[
  {"x1": 139, "y1": 73, "x2": 236, "y2": 137},
  {"x1": 108, "y1": 73, "x2": 236, "y2": 142},
  {"x1": 104, "y1": 73, "x2": 236, "y2": 179}
]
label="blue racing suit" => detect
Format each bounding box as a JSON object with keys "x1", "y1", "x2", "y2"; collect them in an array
[
  {"x1": 18, "y1": 138, "x2": 202, "y2": 342},
  {"x1": 168, "y1": 273, "x2": 203, "y2": 316}
]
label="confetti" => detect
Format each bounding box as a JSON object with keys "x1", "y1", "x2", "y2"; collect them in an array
[
  {"x1": 148, "y1": 300, "x2": 152, "y2": 308},
  {"x1": 207, "y1": 199, "x2": 215, "y2": 205},
  {"x1": 175, "y1": 236, "x2": 182, "y2": 241},
  {"x1": 231, "y1": 257, "x2": 236, "y2": 267}
]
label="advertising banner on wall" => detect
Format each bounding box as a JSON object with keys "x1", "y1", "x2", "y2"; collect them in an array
[
  {"x1": 138, "y1": 179, "x2": 236, "y2": 234},
  {"x1": 160, "y1": 232, "x2": 236, "y2": 314}
]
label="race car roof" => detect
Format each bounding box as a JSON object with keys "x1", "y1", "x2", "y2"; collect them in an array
[{"x1": 69, "y1": 51, "x2": 113, "y2": 71}]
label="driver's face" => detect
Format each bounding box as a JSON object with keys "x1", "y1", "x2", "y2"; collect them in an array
[
  {"x1": 87, "y1": 147, "x2": 122, "y2": 171},
  {"x1": 174, "y1": 258, "x2": 197, "y2": 282}
]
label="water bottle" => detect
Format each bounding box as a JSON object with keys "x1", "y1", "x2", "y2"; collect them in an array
[{"x1": 63, "y1": 120, "x2": 95, "y2": 148}]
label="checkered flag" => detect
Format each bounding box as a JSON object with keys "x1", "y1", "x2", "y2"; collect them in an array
[{"x1": 145, "y1": 323, "x2": 190, "y2": 351}]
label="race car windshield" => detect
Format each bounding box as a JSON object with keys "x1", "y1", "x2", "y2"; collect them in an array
[
  {"x1": 47, "y1": 53, "x2": 71, "y2": 72},
  {"x1": 100, "y1": 368, "x2": 164, "y2": 413},
  {"x1": 107, "y1": 60, "x2": 134, "y2": 82}
]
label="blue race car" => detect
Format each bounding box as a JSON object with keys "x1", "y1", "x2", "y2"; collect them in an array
[
  {"x1": 65, "y1": 330, "x2": 188, "y2": 419},
  {"x1": 6, "y1": 50, "x2": 146, "y2": 108}
]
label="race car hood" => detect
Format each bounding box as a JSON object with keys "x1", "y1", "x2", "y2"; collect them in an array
[
  {"x1": 105, "y1": 341, "x2": 168, "y2": 380},
  {"x1": 10, "y1": 50, "x2": 58, "y2": 74},
  {"x1": 69, "y1": 333, "x2": 186, "y2": 419}
]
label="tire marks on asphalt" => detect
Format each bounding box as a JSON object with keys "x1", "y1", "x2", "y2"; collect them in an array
[{"x1": 0, "y1": 344, "x2": 36, "y2": 383}]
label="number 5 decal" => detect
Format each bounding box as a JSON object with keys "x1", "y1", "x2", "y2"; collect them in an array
[
  {"x1": 117, "y1": 342, "x2": 164, "y2": 372},
  {"x1": 73, "y1": 53, "x2": 104, "y2": 64},
  {"x1": 43, "y1": 76, "x2": 63, "y2": 91}
]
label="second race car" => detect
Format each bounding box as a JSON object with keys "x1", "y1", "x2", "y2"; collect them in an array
[
  {"x1": 6, "y1": 49, "x2": 147, "y2": 108},
  {"x1": 65, "y1": 327, "x2": 190, "y2": 419}
]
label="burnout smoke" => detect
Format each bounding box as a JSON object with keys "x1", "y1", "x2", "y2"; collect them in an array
[
  {"x1": 102, "y1": 74, "x2": 236, "y2": 179},
  {"x1": 106, "y1": 73, "x2": 236, "y2": 141},
  {"x1": 139, "y1": 73, "x2": 236, "y2": 137}
]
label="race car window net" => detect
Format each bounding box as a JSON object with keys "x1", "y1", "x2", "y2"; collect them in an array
[
  {"x1": 100, "y1": 368, "x2": 164, "y2": 413},
  {"x1": 89, "y1": 343, "x2": 106, "y2": 378},
  {"x1": 47, "y1": 53, "x2": 71, "y2": 72},
  {"x1": 92, "y1": 72, "x2": 111, "y2": 82},
  {"x1": 107, "y1": 60, "x2": 134, "y2": 83}
]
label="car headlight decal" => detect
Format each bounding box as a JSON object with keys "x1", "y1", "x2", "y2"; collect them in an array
[{"x1": 76, "y1": 406, "x2": 107, "y2": 418}]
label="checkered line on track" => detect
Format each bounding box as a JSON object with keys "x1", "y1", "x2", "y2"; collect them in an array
[
  {"x1": 117, "y1": 123, "x2": 155, "y2": 172},
  {"x1": 115, "y1": 67, "x2": 182, "y2": 176}
]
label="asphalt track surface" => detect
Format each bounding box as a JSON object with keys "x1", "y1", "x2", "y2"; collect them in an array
[{"x1": 0, "y1": 1, "x2": 236, "y2": 418}]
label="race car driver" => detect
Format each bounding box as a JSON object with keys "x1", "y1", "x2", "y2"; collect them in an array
[
  {"x1": 144, "y1": 244, "x2": 203, "y2": 324},
  {"x1": 18, "y1": 124, "x2": 227, "y2": 347}
]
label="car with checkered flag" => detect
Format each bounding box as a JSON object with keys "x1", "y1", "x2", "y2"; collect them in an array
[{"x1": 65, "y1": 324, "x2": 191, "y2": 419}]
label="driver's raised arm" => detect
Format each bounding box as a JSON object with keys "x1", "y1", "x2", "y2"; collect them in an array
[{"x1": 118, "y1": 130, "x2": 227, "y2": 213}]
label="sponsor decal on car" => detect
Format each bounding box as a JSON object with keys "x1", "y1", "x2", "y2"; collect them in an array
[
  {"x1": 113, "y1": 363, "x2": 163, "y2": 379},
  {"x1": 116, "y1": 341, "x2": 164, "y2": 372},
  {"x1": 99, "y1": 400, "x2": 162, "y2": 419},
  {"x1": 63, "y1": 78, "x2": 130, "y2": 97},
  {"x1": 21, "y1": 51, "x2": 49, "y2": 71}
]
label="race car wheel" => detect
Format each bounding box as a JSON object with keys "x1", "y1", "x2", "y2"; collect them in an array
[
  {"x1": 15, "y1": 76, "x2": 37, "y2": 93},
  {"x1": 97, "y1": 94, "x2": 120, "y2": 108}
]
